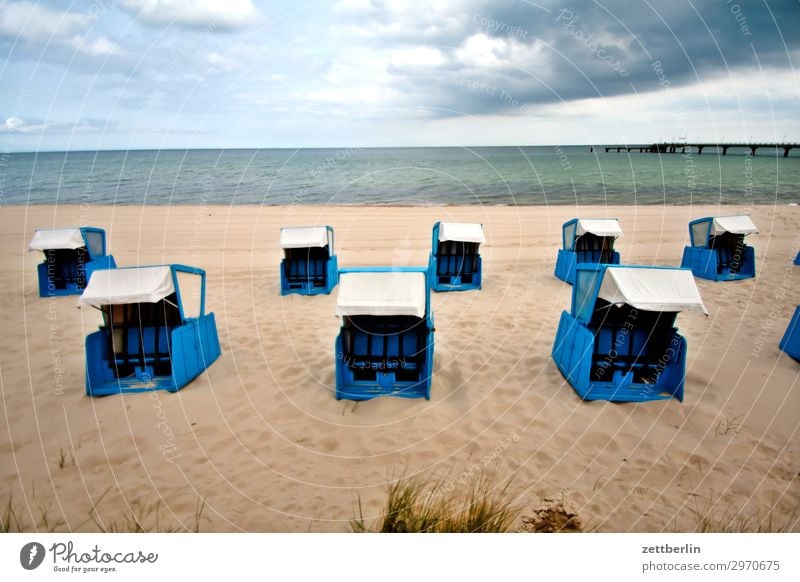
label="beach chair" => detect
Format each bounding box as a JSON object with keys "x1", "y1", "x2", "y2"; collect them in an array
[
  {"x1": 334, "y1": 267, "x2": 434, "y2": 400},
  {"x1": 780, "y1": 306, "x2": 800, "y2": 362},
  {"x1": 551, "y1": 265, "x2": 707, "y2": 402},
  {"x1": 680, "y1": 215, "x2": 757, "y2": 281},
  {"x1": 554, "y1": 219, "x2": 622, "y2": 284},
  {"x1": 280, "y1": 226, "x2": 338, "y2": 295},
  {"x1": 428, "y1": 222, "x2": 485, "y2": 292},
  {"x1": 29, "y1": 227, "x2": 116, "y2": 297},
  {"x1": 80, "y1": 265, "x2": 221, "y2": 396},
  {"x1": 794, "y1": 250, "x2": 800, "y2": 266}
]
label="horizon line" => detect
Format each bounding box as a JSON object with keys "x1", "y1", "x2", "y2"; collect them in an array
[{"x1": 6, "y1": 142, "x2": 799, "y2": 155}]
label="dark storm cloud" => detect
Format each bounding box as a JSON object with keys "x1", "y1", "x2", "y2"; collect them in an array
[{"x1": 377, "y1": 0, "x2": 800, "y2": 116}]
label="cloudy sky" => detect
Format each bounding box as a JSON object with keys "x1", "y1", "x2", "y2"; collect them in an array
[{"x1": 1, "y1": 0, "x2": 798, "y2": 151}]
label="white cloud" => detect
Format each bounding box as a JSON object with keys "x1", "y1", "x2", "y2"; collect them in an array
[
  {"x1": 205, "y1": 51, "x2": 233, "y2": 69},
  {"x1": 0, "y1": 2, "x2": 126, "y2": 60},
  {"x1": 119, "y1": 0, "x2": 261, "y2": 30},
  {"x1": 455, "y1": 33, "x2": 509, "y2": 68},
  {"x1": 336, "y1": 0, "x2": 373, "y2": 11},
  {"x1": 2, "y1": 117, "x2": 24, "y2": 131},
  {"x1": 1, "y1": 116, "x2": 46, "y2": 133},
  {"x1": 390, "y1": 47, "x2": 445, "y2": 67},
  {"x1": 72, "y1": 36, "x2": 124, "y2": 57}
]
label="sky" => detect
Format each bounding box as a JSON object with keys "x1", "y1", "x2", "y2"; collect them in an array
[{"x1": 0, "y1": 0, "x2": 798, "y2": 151}]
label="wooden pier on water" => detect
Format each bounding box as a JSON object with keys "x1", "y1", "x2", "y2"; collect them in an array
[{"x1": 595, "y1": 142, "x2": 799, "y2": 157}]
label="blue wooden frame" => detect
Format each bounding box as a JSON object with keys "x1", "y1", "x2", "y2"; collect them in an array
[
  {"x1": 36, "y1": 227, "x2": 117, "y2": 297},
  {"x1": 680, "y1": 217, "x2": 756, "y2": 281},
  {"x1": 335, "y1": 266, "x2": 435, "y2": 401},
  {"x1": 85, "y1": 264, "x2": 222, "y2": 396},
  {"x1": 280, "y1": 225, "x2": 339, "y2": 295},
  {"x1": 779, "y1": 306, "x2": 800, "y2": 362},
  {"x1": 428, "y1": 222, "x2": 483, "y2": 292},
  {"x1": 551, "y1": 264, "x2": 692, "y2": 402},
  {"x1": 554, "y1": 218, "x2": 621, "y2": 285},
  {"x1": 781, "y1": 257, "x2": 800, "y2": 361}
]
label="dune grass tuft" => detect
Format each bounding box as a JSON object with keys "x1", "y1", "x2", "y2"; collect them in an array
[{"x1": 352, "y1": 473, "x2": 520, "y2": 533}]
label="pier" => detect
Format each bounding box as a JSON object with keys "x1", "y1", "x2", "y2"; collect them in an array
[{"x1": 597, "y1": 142, "x2": 799, "y2": 157}]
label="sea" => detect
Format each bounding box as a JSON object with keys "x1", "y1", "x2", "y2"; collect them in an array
[{"x1": 2, "y1": 146, "x2": 798, "y2": 206}]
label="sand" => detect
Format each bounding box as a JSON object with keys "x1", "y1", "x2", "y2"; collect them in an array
[{"x1": 0, "y1": 203, "x2": 798, "y2": 532}]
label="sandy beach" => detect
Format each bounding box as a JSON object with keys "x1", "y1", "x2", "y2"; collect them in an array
[{"x1": 0, "y1": 203, "x2": 798, "y2": 533}]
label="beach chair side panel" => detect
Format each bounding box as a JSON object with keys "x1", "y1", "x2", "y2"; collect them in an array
[
  {"x1": 554, "y1": 249, "x2": 577, "y2": 284},
  {"x1": 681, "y1": 246, "x2": 719, "y2": 280},
  {"x1": 171, "y1": 313, "x2": 222, "y2": 389},
  {"x1": 85, "y1": 330, "x2": 115, "y2": 396},
  {"x1": 551, "y1": 311, "x2": 594, "y2": 393},
  {"x1": 779, "y1": 305, "x2": 800, "y2": 362}
]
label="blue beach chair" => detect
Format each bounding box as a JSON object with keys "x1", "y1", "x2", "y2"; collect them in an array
[
  {"x1": 334, "y1": 267, "x2": 434, "y2": 400},
  {"x1": 280, "y1": 226, "x2": 338, "y2": 295},
  {"x1": 794, "y1": 250, "x2": 800, "y2": 266},
  {"x1": 428, "y1": 222, "x2": 485, "y2": 292},
  {"x1": 29, "y1": 227, "x2": 116, "y2": 297},
  {"x1": 551, "y1": 265, "x2": 707, "y2": 402},
  {"x1": 680, "y1": 215, "x2": 757, "y2": 281},
  {"x1": 80, "y1": 265, "x2": 221, "y2": 396},
  {"x1": 554, "y1": 218, "x2": 622, "y2": 284}
]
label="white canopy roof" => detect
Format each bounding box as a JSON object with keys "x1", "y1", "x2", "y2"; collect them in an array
[
  {"x1": 438, "y1": 222, "x2": 486, "y2": 244},
  {"x1": 711, "y1": 215, "x2": 758, "y2": 236},
  {"x1": 575, "y1": 219, "x2": 623, "y2": 238},
  {"x1": 80, "y1": 266, "x2": 175, "y2": 308},
  {"x1": 280, "y1": 226, "x2": 328, "y2": 249},
  {"x1": 29, "y1": 228, "x2": 85, "y2": 251},
  {"x1": 336, "y1": 271, "x2": 427, "y2": 318},
  {"x1": 598, "y1": 267, "x2": 707, "y2": 314}
]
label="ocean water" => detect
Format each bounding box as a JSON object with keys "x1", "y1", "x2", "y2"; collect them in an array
[{"x1": 2, "y1": 146, "x2": 798, "y2": 206}]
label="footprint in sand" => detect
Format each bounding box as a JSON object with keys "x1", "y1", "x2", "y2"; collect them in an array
[{"x1": 317, "y1": 438, "x2": 339, "y2": 453}]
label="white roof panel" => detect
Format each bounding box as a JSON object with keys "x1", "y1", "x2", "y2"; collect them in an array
[
  {"x1": 29, "y1": 228, "x2": 85, "y2": 251},
  {"x1": 336, "y1": 271, "x2": 427, "y2": 318},
  {"x1": 598, "y1": 267, "x2": 707, "y2": 314},
  {"x1": 575, "y1": 219, "x2": 623, "y2": 238},
  {"x1": 79, "y1": 266, "x2": 175, "y2": 308},
  {"x1": 711, "y1": 215, "x2": 758, "y2": 236},
  {"x1": 280, "y1": 226, "x2": 328, "y2": 249},
  {"x1": 438, "y1": 222, "x2": 486, "y2": 244}
]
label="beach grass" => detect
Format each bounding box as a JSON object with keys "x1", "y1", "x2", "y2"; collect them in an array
[{"x1": 351, "y1": 473, "x2": 521, "y2": 533}]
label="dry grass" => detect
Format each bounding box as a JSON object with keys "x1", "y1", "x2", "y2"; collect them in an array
[
  {"x1": 1, "y1": 493, "x2": 66, "y2": 533},
  {"x1": 352, "y1": 473, "x2": 521, "y2": 533},
  {"x1": 88, "y1": 489, "x2": 207, "y2": 533},
  {"x1": 1, "y1": 490, "x2": 206, "y2": 533},
  {"x1": 686, "y1": 493, "x2": 797, "y2": 533}
]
